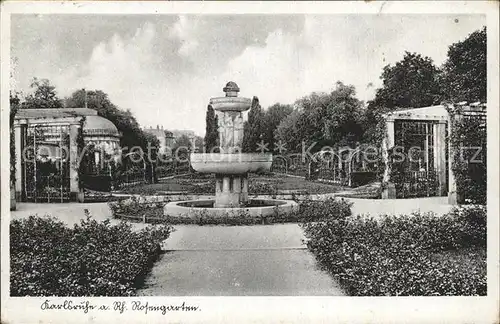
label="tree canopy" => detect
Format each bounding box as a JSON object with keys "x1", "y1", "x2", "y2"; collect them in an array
[
  {"x1": 369, "y1": 52, "x2": 442, "y2": 112},
  {"x1": 275, "y1": 82, "x2": 365, "y2": 153},
  {"x1": 262, "y1": 103, "x2": 294, "y2": 152},
  {"x1": 441, "y1": 26, "x2": 486, "y2": 103},
  {"x1": 362, "y1": 27, "x2": 487, "y2": 145},
  {"x1": 363, "y1": 52, "x2": 442, "y2": 145},
  {"x1": 65, "y1": 89, "x2": 159, "y2": 156},
  {"x1": 242, "y1": 96, "x2": 265, "y2": 152},
  {"x1": 22, "y1": 78, "x2": 63, "y2": 109}
]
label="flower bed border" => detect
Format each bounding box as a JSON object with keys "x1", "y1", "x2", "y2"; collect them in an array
[{"x1": 109, "y1": 196, "x2": 352, "y2": 226}]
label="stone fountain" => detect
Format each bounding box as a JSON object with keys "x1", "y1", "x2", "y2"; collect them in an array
[{"x1": 164, "y1": 82, "x2": 298, "y2": 218}]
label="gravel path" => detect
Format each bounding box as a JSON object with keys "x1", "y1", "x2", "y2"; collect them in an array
[{"x1": 139, "y1": 224, "x2": 344, "y2": 296}]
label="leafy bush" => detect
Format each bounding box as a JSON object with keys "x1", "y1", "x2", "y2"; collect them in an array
[
  {"x1": 112, "y1": 196, "x2": 352, "y2": 225},
  {"x1": 108, "y1": 196, "x2": 167, "y2": 219},
  {"x1": 177, "y1": 172, "x2": 214, "y2": 180},
  {"x1": 448, "y1": 110, "x2": 486, "y2": 205},
  {"x1": 181, "y1": 198, "x2": 351, "y2": 225},
  {"x1": 301, "y1": 205, "x2": 486, "y2": 296},
  {"x1": 155, "y1": 165, "x2": 174, "y2": 177},
  {"x1": 296, "y1": 197, "x2": 352, "y2": 222},
  {"x1": 189, "y1": 181, "x2": 215, "y2": 194},
  {"x1": 10, "y1": 212, "x2": 173, "y2": 296},
  {"x1": 164, "y1": 199, "x2": 350, "y2": 225},
  {"x1": 249, "y1": 181, "x2": 278, "y2": 195}
]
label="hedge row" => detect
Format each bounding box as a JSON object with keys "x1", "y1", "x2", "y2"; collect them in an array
[
  {"x1": 301, "y1": 205, "x2": 486, "y2": 296},
  {"x1": 109, "y1": 196, "x2": 353, "y2": 225},
  {"x1": 108, "y1": 196, "x2": 167, "y2": 219},
  {"x1": 10, "y1": 212, "x2": 173, "y2": 296}
]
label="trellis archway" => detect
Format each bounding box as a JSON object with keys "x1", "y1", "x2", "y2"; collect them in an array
[
  {"x1": 270, "y1": 155, "x2": 288, "y2": 174},
  {"x1": 381, "y1": 103, "x2": 486, "y2": 203},
  {"x1": 22, "y1": 124, "x2": 71, "y2": 202}
]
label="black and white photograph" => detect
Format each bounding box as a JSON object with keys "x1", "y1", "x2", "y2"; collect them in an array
[{"x1": 1, "y1": 1, "x2": 499, "y2": 323}]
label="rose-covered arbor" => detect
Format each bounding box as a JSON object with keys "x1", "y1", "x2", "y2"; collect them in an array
[
  {"x1": 13, "y1": 108, "x2": 121, "y2": 202},
  {"x1": 381, "y1": 103, "x2": 486, "y2": 204}
]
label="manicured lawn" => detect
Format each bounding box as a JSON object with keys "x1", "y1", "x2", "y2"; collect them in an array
[
  {"x1": 119, "y1": 173, "x2": 348, "y2": 195},
  {"x1": 335, "y1": 181, "x2": 381, "y2": 199}
]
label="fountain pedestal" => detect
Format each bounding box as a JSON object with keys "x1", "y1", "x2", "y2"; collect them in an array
[
  {"x1": 164, "y1": 81, "x2": 298, "y2": 219},
  {"x1": 206, "y1": 81, "x2": 253, "y2": 208},
  {"x1": 215, "y1": 174, "x2": 249, "y2": 207}
]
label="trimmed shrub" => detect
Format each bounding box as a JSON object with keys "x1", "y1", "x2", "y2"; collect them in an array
[
  {"x1": 108, "y1": 196, "x2": 167, "y2": 219},
  {"x1": 111, "y1": 196, "x2": 352, "y2": 226},
  {"x1": 164, "y1": 198, "x2": 351, "y2": 225},
  {"x1": 249, "y1": 182, "x2": 279, "y2": 195},
  {"x1": 10, "y1": 212, "x2": 173, "y2": 296},
  {"x1": 301, "y1": 205, "x2": 486, "y2": 296},
  {"x1": 296, "y1": 197, "x2": 352, "y2": 222}
]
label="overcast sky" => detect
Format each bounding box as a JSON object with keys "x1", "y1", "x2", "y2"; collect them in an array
[{"x1": 11, "y1": 14, "x2": 485, "y2": 135}]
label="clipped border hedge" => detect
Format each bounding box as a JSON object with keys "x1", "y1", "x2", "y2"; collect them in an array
[
  {"x1": 109, "y1": 196, "x2": 353, "y2": 226},
  {"x1": 301, "y1": 205, "x2": 487, "y2": 296},
  {"x1": 10, "y1": 212, "x2": 173, "y2": 296}
]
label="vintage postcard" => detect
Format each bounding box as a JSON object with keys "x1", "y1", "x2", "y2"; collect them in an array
[{"x1": 1, "y1": 1, "x2": 499, "y2": 323}]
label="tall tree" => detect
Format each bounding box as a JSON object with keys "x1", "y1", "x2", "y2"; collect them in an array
[
  {"x1": 274, "y1": 109, "x2": 304, "y2": 153},
  {"x1": 172, "y1": 134, "x2": 193, "y2": 159},
  {"x1": 274, "y1": 82, "x2": 365, "y2": 153},
  {"x1": 323, "y1": 82, "x2": 364, "y2": 147},
  {"x1": 242, "y1": 96, "x2": 265, "y2": 152},
  {"x1": 65, "y1": 89, "x2": 159, "y2": 160},
  {"x1": 364, "y1": 52, "x2": 442, "y2": 144},
  {"x1": 204, "y1": 105, "x2": 219, "y2": 152},
  {"x1": 263, "y1": 103, "x2": 293, "y2": 152},
  {"x1": 441, "y1": 26, "x2": 486, "y2": 103},
  {"x1": 285, "y1": 91, "x2": 331, "y2": 152},
  {"x1": 370, "y1": 52, "x2": 442, "y2": 111},
  {"x1": 23, "y1": 78, "x2": 63, "y2": 109}
]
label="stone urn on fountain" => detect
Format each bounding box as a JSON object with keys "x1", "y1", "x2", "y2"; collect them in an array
[{"x1": 164, "y1": 82, "x2": 298, "y2": 218}]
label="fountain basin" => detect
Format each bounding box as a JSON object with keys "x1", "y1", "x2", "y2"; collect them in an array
[
  {"x1": 209, "y1": 97, "x2": 252, "y2": 111},
  {"x1": 190, "y1": 153, "x2": 273, "y2": 174},
  {"x1": 164, "y1": 198, "x2": 299, "y2": 218}
]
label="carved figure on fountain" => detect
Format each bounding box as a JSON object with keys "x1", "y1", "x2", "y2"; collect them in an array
[{"x1": 189, "y1": 82, "x2": 272, "y2": 207}]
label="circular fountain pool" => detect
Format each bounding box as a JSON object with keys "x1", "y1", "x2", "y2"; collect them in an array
[
  {"x1": 164, "y1": 81, "x2": 298, "y2": 220},
  {"x1": 164, "y1": 198, "x2": 298, "y2": 218}
]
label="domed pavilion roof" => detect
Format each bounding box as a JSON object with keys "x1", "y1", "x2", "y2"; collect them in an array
[{"x1": 83, "y1": 115, "x2": 120, "y2": 137}]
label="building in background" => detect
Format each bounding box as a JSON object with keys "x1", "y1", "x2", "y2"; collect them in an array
[
  {"x1": 144, "y1": 125, "x2": 175, "y2": 156},
  {"x1": 165, "y1": 130, "x2": 175, "y2": 152}
]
